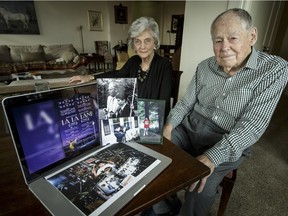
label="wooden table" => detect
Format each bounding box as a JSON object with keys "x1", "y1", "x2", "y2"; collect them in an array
[{"x1": 0, "y1": 136, "x2": 210, "y2": 216}]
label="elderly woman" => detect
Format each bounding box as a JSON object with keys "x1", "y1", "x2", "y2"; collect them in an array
[{"x1": 69, "y1": 17, "x2": 172, "y2": 117}]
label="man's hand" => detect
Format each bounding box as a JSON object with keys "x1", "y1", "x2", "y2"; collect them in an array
[
  {"x1": 189, "y1": 154, "x2": 215, "y2": 193},
  {"x1": 163, "y1": 123, "x2": 173, "y2": 140}
]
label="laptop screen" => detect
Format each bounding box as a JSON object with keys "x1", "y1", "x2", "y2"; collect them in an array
[{"x1": 2, "y1": 83, "x2": 100, "y2": 184}]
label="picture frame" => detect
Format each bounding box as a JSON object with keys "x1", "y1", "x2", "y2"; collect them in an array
[
  {"x1": 0, "y1": 1, "x2": 40, "y2": 34},
  {"x1": 88, "y1": 10, "x2": 103, "y2": 31},
  {"x1": 137, "y1": 99, "x2": 166, "y2": 145},
  {"x1": 114, "y1": 4, "x2": 128, "y2": 24},
  {"x1": 171, "y1": 15, "x2": 181, "y2": 33}
]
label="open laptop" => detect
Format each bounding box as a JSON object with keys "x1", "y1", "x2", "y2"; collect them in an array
[{"x1": 2, "y1": 82, "x2": 172, "y2": 216}]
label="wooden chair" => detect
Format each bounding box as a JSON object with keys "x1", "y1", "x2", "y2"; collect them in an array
[
  {"x1": 217, "y1": 169, "x2": 238, "y2": 216},
  {"x1": 157, "y1": 45, "x2": 178, "y2": 60},
  {"x1": 95, "y1": 41, "x2": 114, "y2": 70},
  {"x1": 171, "y1": 70, "x2": 183, "y2": 108}
]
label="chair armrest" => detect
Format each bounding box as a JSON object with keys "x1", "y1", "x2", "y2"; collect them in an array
[{"x1": 72, "y1": 55, "x2": 89, "y2": 69}]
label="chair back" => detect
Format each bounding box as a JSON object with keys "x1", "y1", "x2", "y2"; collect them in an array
[
  {"x1": 171, "y1": 70, "x2": 183, "y2": 108},
  {"x1": 95, "y1": 41, "x2": 108, "y2": 56},
  {"x1": 95, "y1": 41, "x2": 113, "y2": 69}
]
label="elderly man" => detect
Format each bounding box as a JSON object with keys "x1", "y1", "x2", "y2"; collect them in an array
[{"x1": 148, "y1": 8, "x2": 288, "y2": 216}]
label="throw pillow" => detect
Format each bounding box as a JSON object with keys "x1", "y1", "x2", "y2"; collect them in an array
[
  {"x1": 20, "y1": 52, "x2": 45, "y2": 62},
  {"x1": 43, "y1": 44, "x2": 77, "y2": 61},
  {"x1": 9, "y1": 44, "x2": 43, "y2": 62},
  {"x1": 73, "y1": 55, "x2": 80, "y2": 64},
  {"x1": 61, "y1": 51, "x2": 77, "y2": 63},
  {"x1": 0, "y1": 45, "x2": 12, "y2": 63}
]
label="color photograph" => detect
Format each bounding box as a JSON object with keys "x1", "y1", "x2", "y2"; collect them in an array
[{"x1": 138, "y1": 99, "x2": 165, "y2": 144}]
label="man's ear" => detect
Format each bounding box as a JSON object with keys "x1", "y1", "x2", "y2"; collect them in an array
[{"x1": 250, "y1": 27, "x2": 258, "y2": 46}]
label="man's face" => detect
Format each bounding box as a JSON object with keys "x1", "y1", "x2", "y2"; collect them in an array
[
  {"x1": 108, "y1": 84, "x2": 116, "y2": 97},
  {"x1": 211, "y1": 13, "x2": 257, "y2": 73}
]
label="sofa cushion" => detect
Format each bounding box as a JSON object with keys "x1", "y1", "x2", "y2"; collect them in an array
[
  {"x1": 61, "y1": 51, "x2": 77, "y2": 63},
  {"x1": 0, "y1": 45, "x2": 12, "y2": 63},
  {"x1": 20, "y1": 52, "x2": 45, "y2": 62},
  {"x1": 9, "y1": 45, "x2": 44, "y2": 62},
  {"x1": 43, "y1": 44, "x2": 77, "y2": 61}
]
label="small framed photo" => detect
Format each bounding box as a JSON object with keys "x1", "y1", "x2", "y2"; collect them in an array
[
  {"x1": 88, "y1": 11, "x2": 103, "y2": 31},
  {"x1": 114, "y1": 4, "x2": 128, "y2": 24},
  {"x1": 171, "y1": 15, "x2": 181, "y2": 33},
  {"x1": 137, "y1": 99, "x2": 165, "y2": 145}
]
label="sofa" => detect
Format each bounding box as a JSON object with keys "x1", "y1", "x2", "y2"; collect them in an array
[{"x1": 0, "y1": 44, "x2": 88, "y2": 80}]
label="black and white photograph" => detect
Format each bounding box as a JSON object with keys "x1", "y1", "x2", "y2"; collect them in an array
[
  {"x1": 0, "y1": 1, "x2": 39, "y2": 34},
  {"x1": 100, "y1": 116, "x2": 139, "y2": 146},
  {"x1": 138, "y1": 99, "x2": 165, "y2": 144},
  {"x1": 97, "y1": 78, "x2": 138, "y2": 120}
]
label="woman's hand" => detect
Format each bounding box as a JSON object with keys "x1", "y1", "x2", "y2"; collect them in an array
[{"x1": 69, "y1": 75, "x2": 94, "y2": 84}]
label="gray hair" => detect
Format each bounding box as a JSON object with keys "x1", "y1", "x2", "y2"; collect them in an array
[
  {"x1": 128, "y1": 17, "x2": 160, "y2": 50},
  {"x1": 211, "y1": 8, "x2": 253, "y2": 34}
]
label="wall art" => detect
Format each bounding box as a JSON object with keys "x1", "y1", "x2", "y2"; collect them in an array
[
  {"x1": 114, "y1": 4, "x2": 127, "y2": 24},
  {"x1": 0, "y1": 1, "x2": 39, "y2": 34},
  {"x1": 88, "y1": 10, "x2": 103, "y2": 31}
]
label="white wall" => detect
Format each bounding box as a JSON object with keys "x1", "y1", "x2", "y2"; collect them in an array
[
  {"x1": 0, "y1": 1, "x2": 184, "y2": 55},
  {"x1": 0, "y1": 1, "x2": 110, "y2": 53},
  {"x1": 179, "y1": 1, "x2": 228, "y2": 99}
]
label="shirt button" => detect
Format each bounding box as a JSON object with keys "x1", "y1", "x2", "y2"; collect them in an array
[
  {"x1": 214, "y1": 116, "x2": 218, "y2": 120},
  {"x1": 216, "y1": 106, "x2": 219, "y2": 109},
  {"x1": 228, "y1": 78, "x2": 232, "y2": 81},
  {"x1": 223, "y1": 93, "x2": 226, "y2": 96}
]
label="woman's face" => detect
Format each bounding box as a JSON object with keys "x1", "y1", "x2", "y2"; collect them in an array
[{"x1": 134, "y1": 30, "x2": 155, "y2": 60}]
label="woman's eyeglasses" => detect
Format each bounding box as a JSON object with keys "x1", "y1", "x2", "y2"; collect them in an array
[{"x1": 134, "y1": 38, "x2": 153, "y2": 46}]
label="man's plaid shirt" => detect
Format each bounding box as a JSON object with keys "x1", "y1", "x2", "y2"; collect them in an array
[{"x1": 167, "y1": 48, "x2": 288, "y2": 166}]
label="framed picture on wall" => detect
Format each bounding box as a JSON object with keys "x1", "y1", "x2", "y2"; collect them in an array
[
  {"x1": 0, "y1": 1, "x2": 40, "y2": 34},
  {"x1": 114, "y1": 4, "x2": 128, "y2": 24},
  {"x1": 88, "y1": 10, "x2": 103, "y2": 31},
  {"x1": 171, "y1": 15, "x2": 181, "y2": 33}
]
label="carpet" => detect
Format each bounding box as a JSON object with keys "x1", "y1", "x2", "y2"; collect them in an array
[{"x1": 210, "y1": 94, "x2": 288, "y2": 216}]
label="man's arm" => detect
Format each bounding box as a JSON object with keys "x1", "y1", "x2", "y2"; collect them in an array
[
  {"x1": 164, "y1": 123, "x2": 215, "y2": 193},
  {"x1": 205, "y1": 62, "x2": 288, "y2": 167}
]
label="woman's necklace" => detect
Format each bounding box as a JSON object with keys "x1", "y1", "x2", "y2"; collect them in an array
[
  {"x1": 137, "y1": 66, "x2": 149, "y2": 82},
  {"x1": 137, "y1": 54, "x2": 154, "y2": 82}
]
